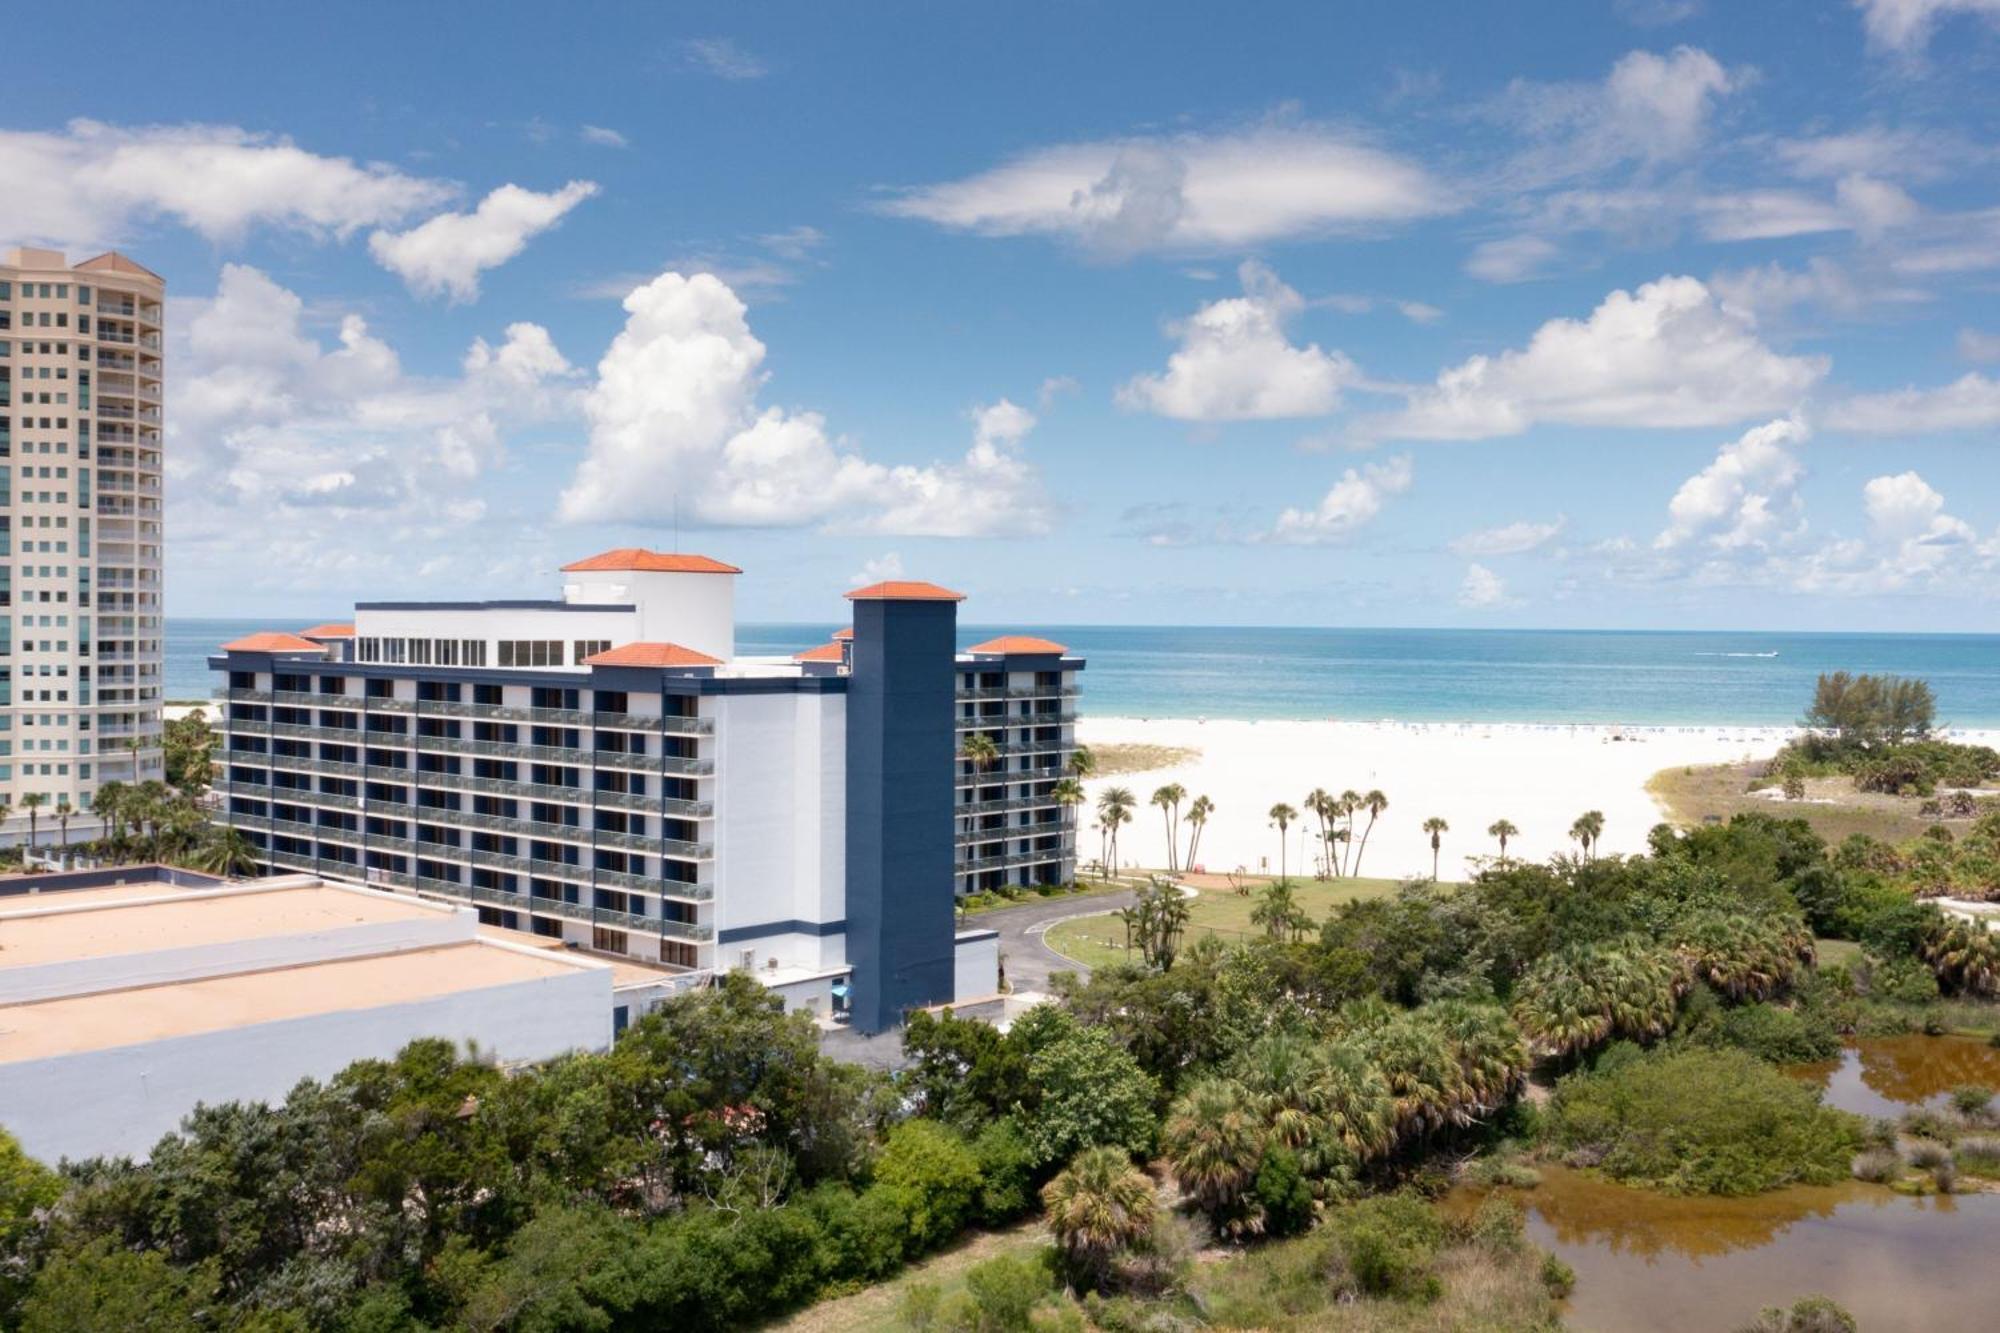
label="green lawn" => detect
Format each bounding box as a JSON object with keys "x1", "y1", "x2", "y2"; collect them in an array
[{"x1": 1043, "y1": 875, "x2": 1409, "y2": 970}]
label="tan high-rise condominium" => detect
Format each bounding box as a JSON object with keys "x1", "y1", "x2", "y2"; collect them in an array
[{"x1": 0, "y1": 247, "x2": 166, "y2": 838}]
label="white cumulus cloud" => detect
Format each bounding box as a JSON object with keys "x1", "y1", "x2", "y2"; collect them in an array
[
  {"x1": 1856, "y1": 0, "x2": 2000, "y2": 53},
  {"x1": 1451, "y1": 517, "x2": 1567, "y2": 557},
  {"x1": 167, "y1": 265, "x2": 578, "y2": 598},
  {"x1": 0, "y1": 118, "x2": 451, "y2": 250},
  {"x1": 1655, "y1": 418, "x2": 1809, "y2": 551},
  {"x1": 557, "y1": 271, "x2": 1051, "y2": 537},
  {"x1": 1116, "y1": 261, "x2": 1358, "y2": 421},
  {"x1": 1822, "y1": 372, "x2": 2000, "y2": 432},
  {"x1": 369, "y1": 180, "x2": 598, "y2": 301},
  {"x1": 878, "y1": 124, "x2": 1450, "y2": 257},
  {"x1": 1458, "y1": 563, "x2": 1513, "y2": 608},
  {"x1": 1268, "y1": 455, "x2": 1414, "y2": 545},
  {"x1": 1361, "y1": 276, "x2": 1826, "y2": 441}
]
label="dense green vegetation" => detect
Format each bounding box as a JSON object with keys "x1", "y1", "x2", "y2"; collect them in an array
[
  {"x1": 1775, "y1": 671, "x2": 2000, "y2": 799},
  {"x1": 1542, "y1": 1045, "x2": 1862, "y2": 1195},
  {"x1": 8, "y1": 755, "x2": 2000, "y2": 1326}
]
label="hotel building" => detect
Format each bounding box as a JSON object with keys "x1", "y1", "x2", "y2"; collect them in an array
[
  {"x1": 210, "y1": 552, "x2": 1083, "y2": 1032},
  {"x1": 0, "y1": 247, "x2": 167, "y2": 823}
]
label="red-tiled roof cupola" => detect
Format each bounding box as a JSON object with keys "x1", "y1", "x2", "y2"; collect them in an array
[
  {"x1": 298, "y1": 623, "x2": 356, "y2": 639},
  {"x1": 221, "y1": 632, "x2": 329, "y2": 654},
  {"x1": 582, "y1": 642, "x2": 724, "y2": 668},
  {"x1": 561, "y1": 549, "x2": 742, "y2": 575},
  {"x1": 844, "y1": 580, "x2": 966, "y2": 602},
  {"x1": 967, "y1": 635, "x2": 1068, "y2": 655},
  {"x1": 793, "y1": 642, "x2": 847, "y2": 663},
  {"x1": 832, "y1": 627, "x2": 854, "y2": 641}
]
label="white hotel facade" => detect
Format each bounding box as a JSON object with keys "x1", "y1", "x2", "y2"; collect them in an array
[{"x1": 212, "y1": 551, "x2": 1083, "y2": 1031}]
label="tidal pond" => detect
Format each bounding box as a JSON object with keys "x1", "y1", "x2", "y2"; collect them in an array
[
  {"x1": 1450, "y1": 1037, "x2": 2000, "y2": 1331},
  {"x1": 1791, "y1": 1033, "x2": 2000, "y2": 1120}
]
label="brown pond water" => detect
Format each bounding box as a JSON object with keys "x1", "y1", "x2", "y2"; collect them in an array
[
  {"x1": 1790, "y1": 1034, "x2": 2000, "y2": 1120},
  {"x1": 1453, "y1": 1166, "x2": 2000, "y2": 1332},
  {"x1": 1444, "y1": 1037, "x2": 2000, "y2": 1331}
]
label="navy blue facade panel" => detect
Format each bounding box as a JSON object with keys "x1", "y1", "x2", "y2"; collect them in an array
[
  {"x1": 716, "y1": 918, "x2": 849, "y2": 944},
  {"x1": 845, "y1": 598, "x2": 958, "y2": 1033}
]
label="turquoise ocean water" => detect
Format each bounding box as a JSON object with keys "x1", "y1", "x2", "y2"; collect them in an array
[{"x1": 169, "y1": 619, "x2": 2000, "y2": 728}]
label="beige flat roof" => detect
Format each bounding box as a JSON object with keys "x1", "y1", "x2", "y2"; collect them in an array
[
  {"x1": 472, "y1": 922, "x2": 687, "y2": 989},
  {"x1": 0, "y1": 885, "x2": 442, "y2": 968},
  {"x1": 0, "y1": 943, "x2": 586, "y2": 1063}
]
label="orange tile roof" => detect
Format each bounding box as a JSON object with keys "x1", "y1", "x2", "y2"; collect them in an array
[
  {"x1": 561, "y1": 548, "x2": 742, "y2": 575},
  {"x1": 221, "y1": 632, "x2": 328, "y2": 654},
  {"x1": 582, "y1": 642, "x2": 724, "y2": 668},
  {"x1": 832, "y1": 627, "x2": 854, "y2": 640},
  {"x1": 845, "y1": 580, "x2": 966, "y2": 602},
  {"x1": 967, "y1": 635, "x2": 1069, "y2": 655},
  {"x1": 297, "y1": 623, "x2": 356, "y2": 638},
  {"x1": 793, "y1": 642, "x2": 846, "y2": 663}
]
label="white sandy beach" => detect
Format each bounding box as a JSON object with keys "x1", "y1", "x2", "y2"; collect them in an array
[{"x1": 1078, "y1": 716, "x2": 2000, "y2": 883}]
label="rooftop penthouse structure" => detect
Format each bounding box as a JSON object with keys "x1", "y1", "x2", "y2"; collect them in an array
[{"x1": 210, "y1": 551, "x2": 1082, "y2": 1032}]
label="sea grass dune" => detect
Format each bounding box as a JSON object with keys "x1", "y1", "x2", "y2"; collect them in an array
[{"x1": 1077, "y1": 715, "x2": 2000, "y2": 881}]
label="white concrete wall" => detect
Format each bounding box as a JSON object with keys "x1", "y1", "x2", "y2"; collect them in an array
[
  {"x1": 954, "y1": 931, "x2": 1000, "y2": 1003},
  {"x1": 0, "y1": 958, "x2": 612, "y2": 1165},
  {"x1": 564, "y1": 570, "x2": 736, "y2": 662},
  {"x1": 711, "y1": 691, "x2": 846, "y2": 970},
  {"x1": 352, "y1": 606, "x2": 639, "y2": 669}
]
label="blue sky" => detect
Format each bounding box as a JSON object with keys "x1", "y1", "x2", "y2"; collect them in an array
[{"x1": 8, "y1": 0, "x2": 2000, "y2": 630}]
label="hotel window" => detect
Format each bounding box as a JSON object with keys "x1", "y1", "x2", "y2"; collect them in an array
[
  {"x1": 574, "y1": 640, "x2": 610, "y2": 663},
  {"x1": 435, "y1": 638, "x2": 458, "y2": 666},
  {"x1": 463, "y1": 639, "x2": 488, "y2": 667},
  {"x1": 660, "y1": 939, "x2": 698, "y2": 968}
]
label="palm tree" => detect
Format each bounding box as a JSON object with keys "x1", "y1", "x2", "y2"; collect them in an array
[
  {"x1": 1152, "y1": 783, "x2": 1187, "y2": 874},
  {"x1": 1161, "y1": 1079, "x2": 1264, "y2": 1235},
  {"x1": 1184, "y1": 795, "x2": 1213, "y2": 871},
  {"x1": 1097, "y1": 787, "x2": 1135, "y2": 872},
  {"x1": 20, "y1": 793, "x2": 46, "y2": 854},
  {"x1": 1305, "y1": 788, "x2": 1335, "y2": 878},
  {"x1": 1252, "y1": 880, "x2": 1309, "y2": 942},
  {"x1": 1352, "y1": 790, "x2": 1388, "y2": 877},
  {"x1": 1487, "y1": 818, "x2": 1519, "y2": 865},
  {"x1": 1067, "y1": 743, "x2": 1097, "y2": 781},
  {"x1": 959, "y1": 730, "x2": 1000, "y2": 775},
  {"x1": 1422, "y1": 816, "x2": 1448, "y2": 881},
  {"x1": 1041, "y1": 1147, "x2": 1157, "y2": 1292},
  {"x1": 1051, "y1": 777, "x2": 1086, "y2": 882},
  {"x1": 54, "y1": 798, "x2": 73, "y2": 852},
  {"x1": 1337, "y1": 790, "x2": 1362, "y2": 876},
  {"x1": 1268, "y1": 803, "x2": 1299, "y2": 884},
  {"x1": 190, "y1": 825, "x2": 261, "y2": 878},
  {"x1": 93, "y1": 781, "x2": 127, "y2": 852},
  {"x1": 1569, "y1": 809, "x2": 1605, "y2": 861}
]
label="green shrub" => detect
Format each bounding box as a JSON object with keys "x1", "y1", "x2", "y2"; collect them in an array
[
  {"x1": 1716, "y1": 1002, "x2": 1844, "y2": 1064},
  {"x1": 898, "y1": 1280, "x2": 943, "y2": 1330},
  {"x1": 873, "y1": 1120, "x2": 984, "y2": 1255},
  {"x1": 1466, "y1": 1195, "x2": 1526, "y2": 1254},
  {"x1": 1543, "y1": 1047, "x2": 1862, "y2": 1195},
  {"x1": 1252, "y1": 1144, "x2": 1315, "y2": 1238},
  {"x1": 970, "y1": 1118, "x2": 1038, "y2": 1226},
  {"x1": 961, "y1": 1253, "x2": 1056, "y2": 1332},
  {"x1": 1326, "y1": 1194, "x2": 1445, "y2": 1302},
  {"x1": 1950, "y1": 1084, "x2": 1995, "y2": 1117},
  {"x1": 1738, "y1": 1294, "x2": 1859, "y2": 1333},
  {"x1": 1540, "y1": 1252, "x2": 1577, "y2": 1298}
]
